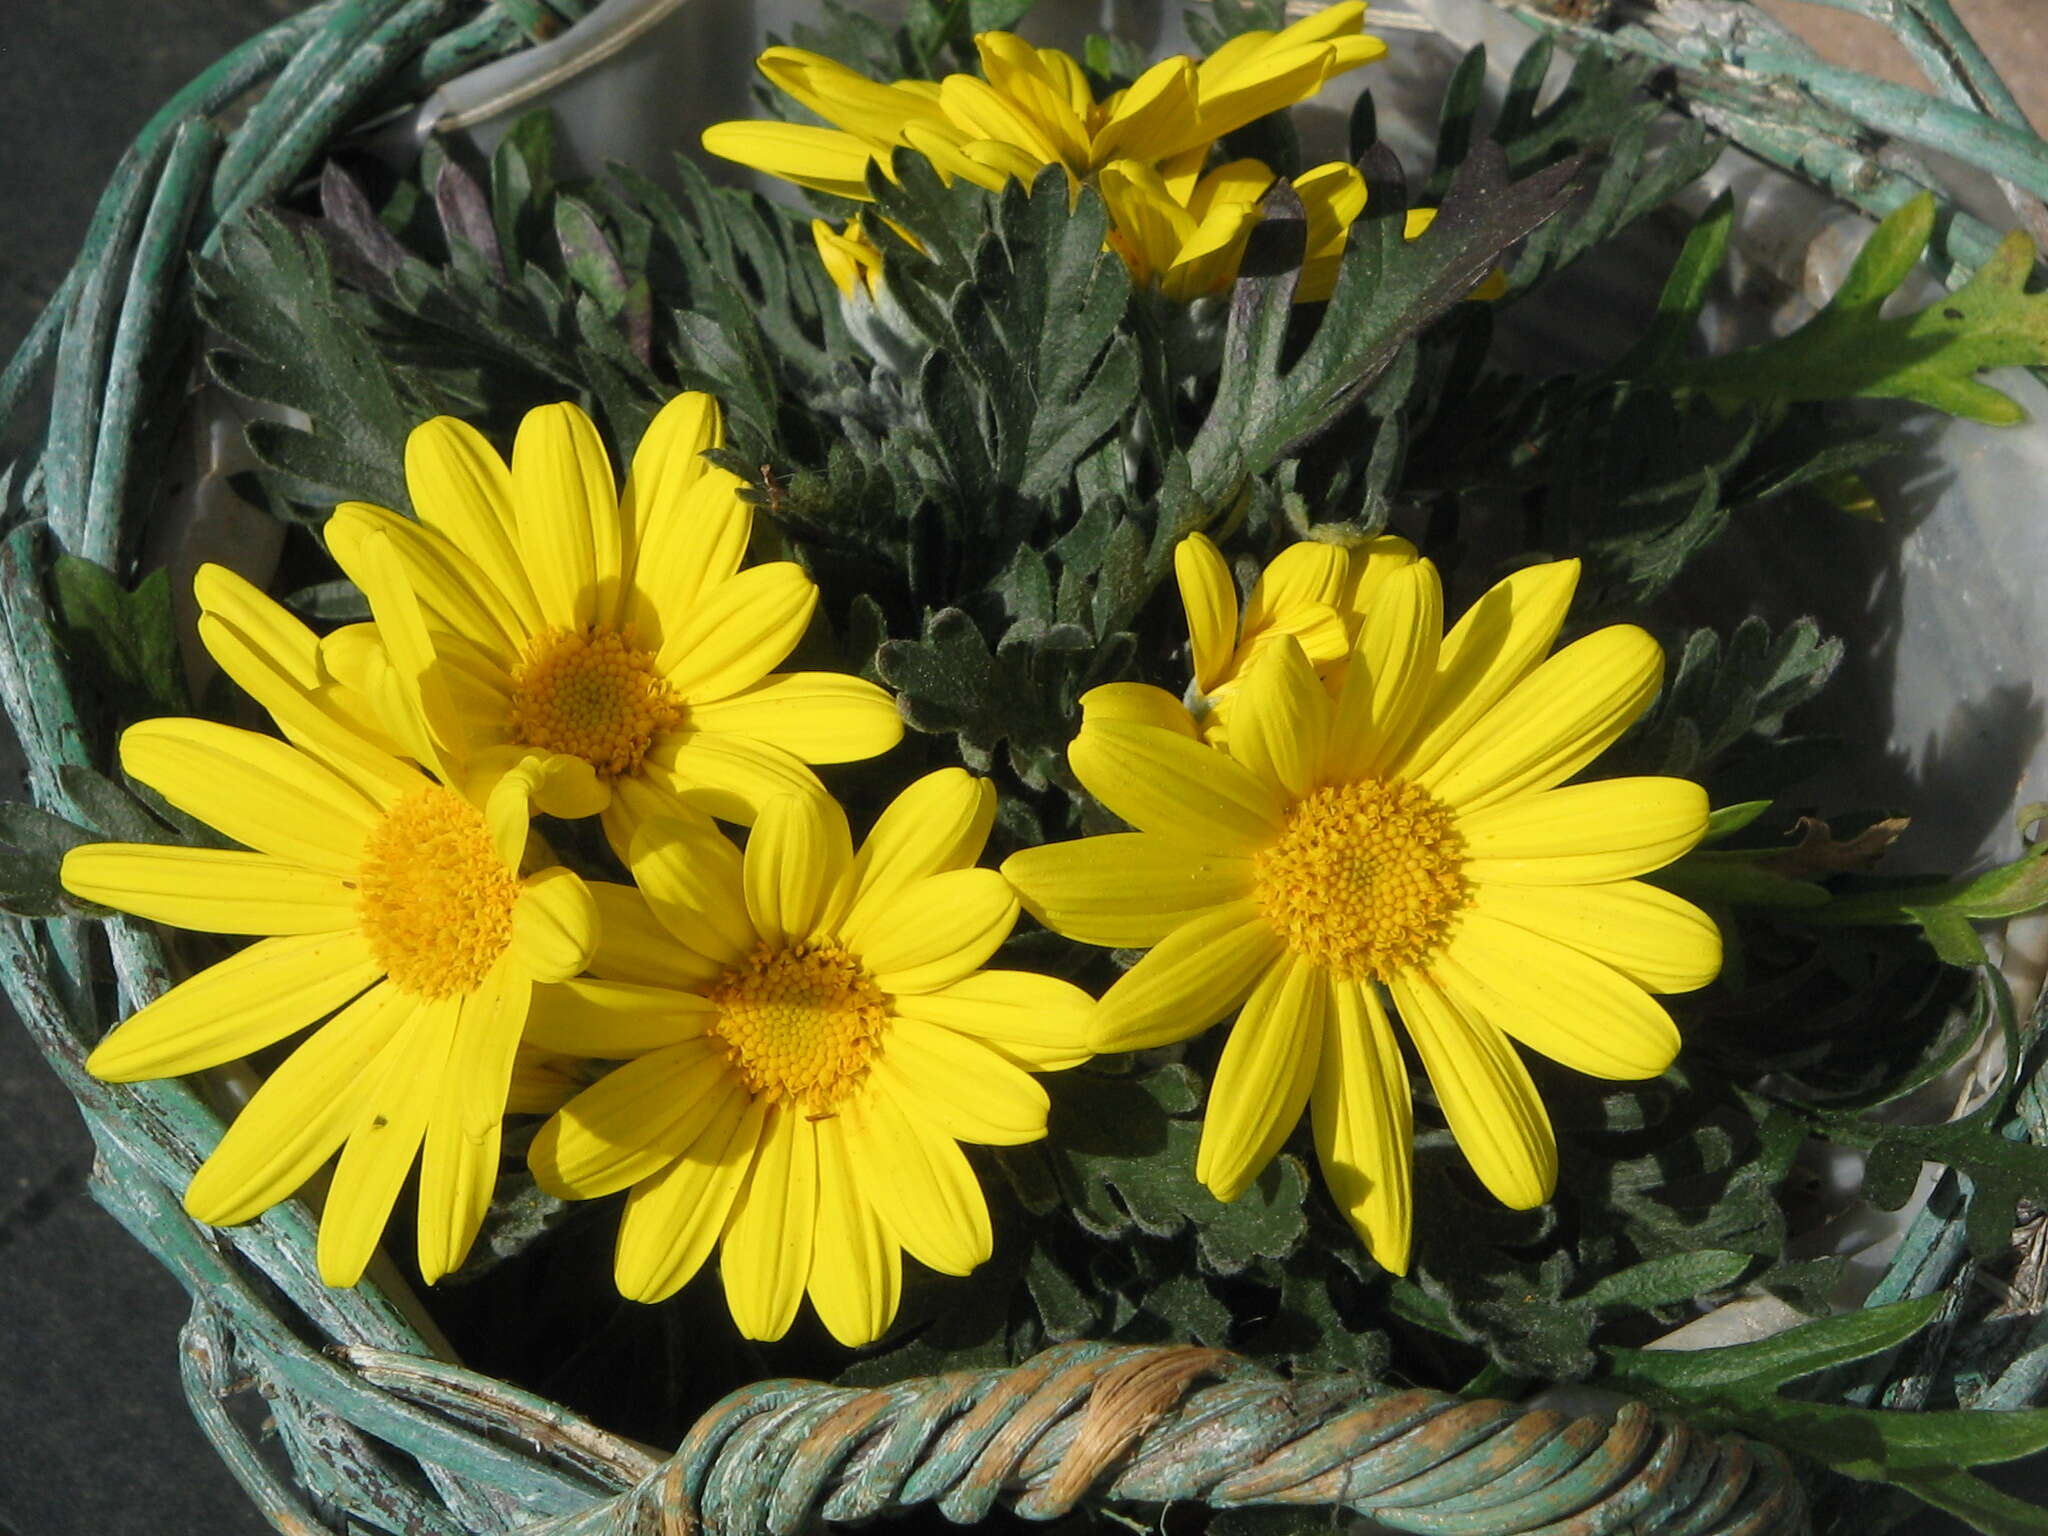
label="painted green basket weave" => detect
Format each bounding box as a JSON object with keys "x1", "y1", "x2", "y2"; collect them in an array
[{"x1": 3, "y1": 2, "x2": 2046, "y2": 1533}]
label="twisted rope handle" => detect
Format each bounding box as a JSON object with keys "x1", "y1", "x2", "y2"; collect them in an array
[{"x1": 516, "y1": 1343, "x2": 1806, "y2": 1536}]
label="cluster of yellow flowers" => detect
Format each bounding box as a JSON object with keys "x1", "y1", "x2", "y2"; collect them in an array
[
  {"x1": 703, "y1": 3, "x2": 1494, "y2": 305},
  {"x1": 66, "y1": 393, "x2": 1717, "y2": 1343}
]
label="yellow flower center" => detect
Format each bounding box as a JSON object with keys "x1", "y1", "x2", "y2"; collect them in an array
[
  {"x1": 356, "y1": 787, "x2": 521, "y2": 998},
  {"x1": 708, "y1": 941, "x2": 889, "y2": 1114},
  {"x1": 505, "y1": 627, "x2": 683, "y2": 779},
  {"x1": 1253, "y1": 779, "x2": 1468, "y2": 979}
]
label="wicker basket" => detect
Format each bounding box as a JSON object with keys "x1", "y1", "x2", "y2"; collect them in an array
[{"x1": 6, "y1": 2, "x2": 2046, "y2": 1532}]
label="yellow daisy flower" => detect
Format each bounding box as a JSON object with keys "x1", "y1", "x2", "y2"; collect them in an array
[
  {"x1": 1099, "y1": 158, "x2": 1273, "y2": 303},
  {"x1": 1002, "y1": 557, "x2": 1720, "y2": 1274},
  {"x1": 1169, "y1": 529, "x2": 1418, "y2": 738},
  {"x1": 702, "y1": 4, "x2": 1385, "y2": 200},
  {"x1": 323, "y1": 393, "x2": 903, "y2": 856},
  {"x1": 1103, "y1": 158, "x2": 1493, "y2": 304},
  {"x1": 812, "y1": 215, "x2": 887, "y2": 299},
  {"x1": 62, "y1": 566, "x2": 598, "y2": 1287},
  {"x1": 526, "y1": 770, "x2": 1093, "y2": 1345}
]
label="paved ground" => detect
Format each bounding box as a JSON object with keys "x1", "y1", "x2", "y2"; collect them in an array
[{"x1": 1, "y1": 3, "x2": 2044, "y2": 1534}]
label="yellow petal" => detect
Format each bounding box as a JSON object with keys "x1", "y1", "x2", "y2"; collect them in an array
[
  {"x1": 841, "y1": 1086, "x2": 992, "y2": 1275},
  {"x1": 418, "y1": 961, "x2": 532, "y2": 1283},
  {"x1": 657, "y1": 563, "x2": 818, "y2": 699},
  {"x1": 1327, "y1": 559, "x2": 1442, "y2": 782},
  {"x1": 849, "y1": 868, "x2": 1017, "y2": 995},
  {"x1": 1397, "y1": 559, "x2": 1580, "y2": 780},
  {"x1": 1188, "y1": 157, "x2": 1280, "y2": 220},
  {"x1": 191, "y1": 561, "x2": 321, "y2": 689},
  {"x1": 1388, "y1": 972, "x2": 1556, "y2": 1210},
  {"x1": 512, "y1": 402, "x2": 618, "y2": 631},
  {"x1": 1069, "y1": 719, "x2": 1286, "y2": 854},
  {"x1": 684, "y1": 672, "x2": 903, "y2": 764},
  {"x1": 117, "y1": 717, "x2": 376, "y2": 875},
  {"x1": 1002, "y1": 833, "x2": 1253, "y2": 948},
  {"x1": 525, "y1": 977, "x2": 715, "y2": 1057},
  {"x1": 1241, "y1": 541, "x2": 1349, "y2": 645},
  {"x1": 506, "y1": 1048, "x2": 584, "y2": 1116},
  {"x1": 1077, "y1": 682, "x2": 1200, "y2": 739},
  {"x1": 625, "y1": 464, "x2": 754, "y2": 655},
  {"x1": 891, "y1": 969, "x2": 1095, "y2": 1072},
  {"x1": 700, "y1": 120, "x2": 883, "y2": 200},
  {"x1": 1312, "y1": 979, "x2": 1413, "y2": 1274},
  {"x1": 1090, "y1": 56, "x2": 1198, "y2": 164},
  {"x1": 744, "y1": 790, "x2": 853, "y2": 948},
  {"x1": 1468, "y1": 880, "x2": 1722, "y2": 993},
  {"x1": 405, "y1": 415, "x2": 544, "y2": 636},
  {"x1": 759, "y1": 47, "x2": 954, "y2": 147},
  {"x1": 1418, "y1": 625, "x2": 1665, "y2": 813},
  {"x1": 843, "y1": 769, "x2": 996, "y2": 935},
  {"x1": 872, "y1": 1017, "x2": 1049, "y2": 1146},
  {"x1": 634, "y1": 733, "x2": 824, "y2": 831},
  {"x1": 465, "y1": 744, "x2": 607, "y2": 824},
  {"x1": 1175, "y1": 532, "x2": 1239, "y2": 694},
  {"x1": 939, "y1": 73, "x2": 1061, "y2": 164},
  {"x1": 317, "y1": 996, "x2": 457, "y2": 1285},
  {"x1": 902, "y1": 125, "x2": 1020, "y2": 192},
  {"x1": 1340, "y1": 534, "x2": 1421, "y2": 615},
  {"x1": 529, "y1": 1039, "x2": 741, "y2": 1198},
  {"x1": 1229, "y1": 637, "x2": 1330, "y2": 800},
  {"x1": 1092, "y1": 901, "x2": 1283, "y2": 1052},
  {"x1": 720, "y1": 1106, "x2": 818, "y2": 1341},
  {"x1": 1460, "y1": 777, "x2": 1710, "y2": 884},
  {"x1": 194, "y1": 570, "x2": 421, "y2": 805},
  {"x1": 327, "y1": 502, "x2": 522, "y2": 658},
  {"x1": 807, "y1": 1117, "x2": 902, "y2": 1346},
  {"x1": 512, "y1": 865, "x2": 598, "y2": 983},
  {"x1": 614, "y1": 1091, "x2": 766, "y2": 1303},
  {"x1": 619, "y1": 391, "x2": 725, "y2": 593},
  {"x1": 629, "y1": 816, "x2": 755, "y2": 970},
  {"x1": 1435, "y1": 910, "x2": 1689, "y2": 1077},
  {"x1": 183, "y1": 982, "x2": 416, "y2": 1227},
  {"x1": 340, "y1": 525, "x2": 461, "y2": 785},
  {"x1": 61, "y1": 845, "x2": 357, "y2": 936},
  {"x1": 86, "y1": 931, "x2": 381, "y2": 1081},
  {"x1": 586, "y1": 880, "x2": 725, "y2": 990},
  {"x1": 1195, "y1": 954, "x2": 1323, "y2": 1203}
]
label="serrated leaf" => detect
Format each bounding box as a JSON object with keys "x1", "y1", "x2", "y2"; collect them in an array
[
  {"x1": 1185, "y1": 143, "x2": 1583, "y2": 505},
  {"x1": 1667, "y1": 194, "x2": 2048, "y2": 423},
  {"x1": 195, "y1": 210, "x2": 416, "y2": 516}
]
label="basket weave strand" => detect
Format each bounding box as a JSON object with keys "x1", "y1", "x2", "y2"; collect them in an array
[{"x1": 501, "y1": 1343, "x2": 1804, "y2": 1536}]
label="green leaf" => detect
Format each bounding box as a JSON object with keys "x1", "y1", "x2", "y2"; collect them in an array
[
  {"x1": 1665, "y1": 194, "x2": 2048, "y2": 423},
  {"x1": 1815, "y1": 818, "x2": 2048, "y2": 930},
  {"x1": 1704, "y1": 800, "x2": 1774, "y2": 841},
  {"x1": 1753, "y1": 1397, "x2": 2048, "y2": 1477},
  {"x1": 1601, "y1": 1293, "x2": 1943, "y2": 1397},
  {"x1": 1889, "y1": 1464, "x2": 2048, "y2": 1536},
  {"x1": 1185, "y1": 143, "x2": 1583, "y2": 506},
  {"x1": 0, "y1": 802, "x2": 107, "y2": 918},
  {"x1": 1612, "y1": 616, "x2": 1842, "y2": 783},
  {"x1": 195, "y1": 210, "x2": 417, "y2": 516},
  {"x1": 1578, "y1": 1249, "x2": 1750, "y2": 1312},
  {"x1": 58, "y1": 765, "x2": 180, "y2": 845},
  {"x1": 50, "y1": 557, "x2": 189, "y2": 719},
  {"x1": 1619, "y1": 191, "x2": 1734, "y2": 378}
]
